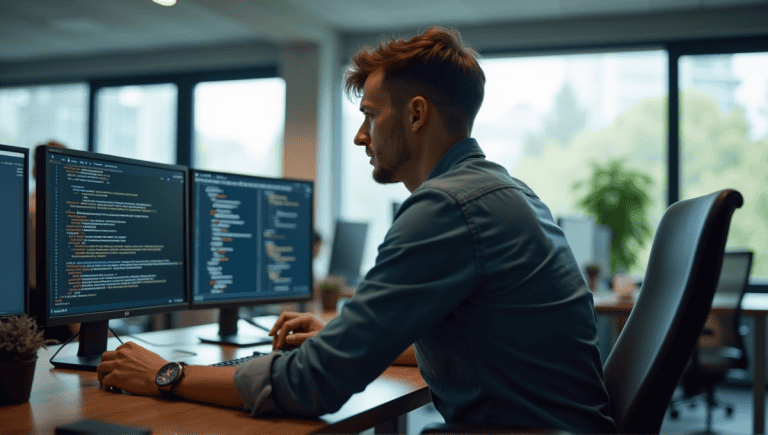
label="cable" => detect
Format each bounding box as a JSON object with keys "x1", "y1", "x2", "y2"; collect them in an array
[
  {"x1": 48, "y1": 330, "x2": 81, "y2": 365},
  {"x1": 109, "y1": 327, "x2": 124, "y2": 345},
  {"x1": 240, "y1": 316, "x2": 271, "y2": 333}
]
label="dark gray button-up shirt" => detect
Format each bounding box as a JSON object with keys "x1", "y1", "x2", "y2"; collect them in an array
[{"x1": 233, "y1": 138, "x2": 617, "y2": 433}]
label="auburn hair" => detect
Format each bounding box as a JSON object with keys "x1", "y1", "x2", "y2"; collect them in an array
[{"x1": 345, "y1": 27, "x2": 485, "y2": 128}]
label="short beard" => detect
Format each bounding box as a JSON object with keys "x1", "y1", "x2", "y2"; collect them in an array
[{"x1": 372, "y1": 144, "x2": 411, "y2": 184}]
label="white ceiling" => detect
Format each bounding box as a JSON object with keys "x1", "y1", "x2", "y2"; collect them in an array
[{"x1": 0, "y1": 0, "x2": 765, "y2": 62}]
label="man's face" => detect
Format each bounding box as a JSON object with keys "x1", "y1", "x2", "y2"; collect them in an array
[{"x1": 354, "y1": 70, "x2": 411, "y2": 184}]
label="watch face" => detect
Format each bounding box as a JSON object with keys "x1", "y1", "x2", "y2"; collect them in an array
[{"x1": 156, "y1": 363, "x2": 181, "y2": 387}]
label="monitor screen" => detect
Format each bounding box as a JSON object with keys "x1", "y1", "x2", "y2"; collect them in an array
[
  {"x1": 191, "y1": 170, "x2": 313, "y2": 307},
  {"x1": 557, "y1": 216, "x2": 596, "y2": 281},
  {"x1": 0, "y1": 145, "x2": 28, "y2": 317},
  {"x1": 327, "y1": 220, "x2": 369, "y2": 288},
  {"x1": 190, "y1": 170, "x2": 313, "y2": 346},
  {"x1": 36, "y1": 146, "x2": 188, "y2": 370}
]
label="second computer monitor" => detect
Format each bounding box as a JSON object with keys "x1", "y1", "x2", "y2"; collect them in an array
[
  {"x1": 327, "y1": 220, "x2": 369, "y2": 288},
  {"x1": 190, "y1": 170, "x2": 313, "y2": 345},
  {"x1": 0, "y1": 144, "x2": 28, "y2": 318}
]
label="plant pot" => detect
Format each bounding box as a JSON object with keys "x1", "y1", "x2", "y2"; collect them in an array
[
  {"x1": 0, "y1": 357, "x2": 38, "y2": 405},
  {"x1": 320, "y1": 288, "x2": 340, "y2": 312}
]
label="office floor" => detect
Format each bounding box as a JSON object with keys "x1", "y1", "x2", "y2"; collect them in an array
[{"x1": 395, "y1": 383, "x2": 757, "y2": 435}]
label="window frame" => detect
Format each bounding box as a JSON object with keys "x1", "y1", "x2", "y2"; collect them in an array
[{"x1": 87, "y1": 66, "x2": 279, "y2": 166}]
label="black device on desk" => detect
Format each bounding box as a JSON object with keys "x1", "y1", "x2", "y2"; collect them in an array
[
  {"x1": 0, "y1": 144, "x2": 28, "y2": 318},
  {"x1": 327, "y1": 219, "x2": 368, "y2": 288},
  {"x1": 34, "y1": 146, "x2": 190, "y2": 371},
  {"x1": 190, "y1": 169, "x2": 313, "y2": 346}
]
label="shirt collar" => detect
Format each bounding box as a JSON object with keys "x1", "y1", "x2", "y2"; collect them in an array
[{"x1": 427, "y1": 138, "x2": 485, "y2": 181}]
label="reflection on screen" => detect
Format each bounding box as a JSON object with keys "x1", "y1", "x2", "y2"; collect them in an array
[{"x1": 192, "y1": 172, "x2": 312, "y2": 304}]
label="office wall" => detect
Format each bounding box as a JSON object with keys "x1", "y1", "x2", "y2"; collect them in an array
[
  {"x1": 340, "y1": 4, "x2": 768, "y2": 59},
  {"x1": 0, "y1": 41, "x2": 281, "y2": 84}
]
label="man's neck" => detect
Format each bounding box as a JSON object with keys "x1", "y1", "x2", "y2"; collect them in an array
[{"x1": 403, "y1": 134, "x2": 468, "y2": 192}]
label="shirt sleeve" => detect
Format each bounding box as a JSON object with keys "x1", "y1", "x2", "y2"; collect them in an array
[
  {"x1": 266, "y1": 187, "x2": 479, "y2": 416},
  {"x1": 232, "y1": 351, "x2": 283, "y2": 416}
]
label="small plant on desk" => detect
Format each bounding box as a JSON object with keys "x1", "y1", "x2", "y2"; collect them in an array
[
  {"x1": 319, "y1": 279, "x2": 343, "y2": 312},
  {"x1": 0, "y1": 315, "x2": 58, "y2": 404}
]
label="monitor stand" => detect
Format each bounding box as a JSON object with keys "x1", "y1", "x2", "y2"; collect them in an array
[
  {"x1": 198, "y1": 308, "x2": 272, "y2": 347},
  {"x1": 50, "y1": 320, "x2": 108, "y2": 372}
]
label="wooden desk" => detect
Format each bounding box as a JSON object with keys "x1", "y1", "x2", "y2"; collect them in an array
[
  {"x1": 594, "y1": 292, "x2": 768, "y2": 434},
  {"x1": 0, "y1": 323, "x2": 430, "y2": 434}
]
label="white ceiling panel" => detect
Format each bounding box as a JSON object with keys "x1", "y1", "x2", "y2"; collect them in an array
[{"x1": 0, "y1": 0, "x2": 764, "y2": 63}]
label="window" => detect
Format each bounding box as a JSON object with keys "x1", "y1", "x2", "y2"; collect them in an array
[
  {"x1": 680, "y1": 52, "x2": 768, "y2": 278},
  {"x1": 95, "y1": 84, "x2": 177, "y2": 164},
  {"x1": 193, "y1": 78, "x2": 285, "y2": 178},
  {"x1": 0, "y1": 83, "x2": 88, "y2": 189},
  {"x1": 475, "y1": 52, "x2": 667, "y2": 276}
]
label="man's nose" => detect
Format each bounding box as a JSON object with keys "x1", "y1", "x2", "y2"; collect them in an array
[{"x1": 354, "y1": 128, "x2": 369, "y2": 146}]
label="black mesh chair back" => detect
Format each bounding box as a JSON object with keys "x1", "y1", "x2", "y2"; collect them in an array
[
  {"x1": 602, "y1": 189, "x2": 743, "y2": 434},
  {"x1": 707, "y1": 251, "x2": 754, "y2": 368}
]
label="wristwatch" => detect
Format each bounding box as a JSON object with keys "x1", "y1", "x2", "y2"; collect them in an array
[{"x1": 155, "y1": 362, "x2": 187, "y2": 398}]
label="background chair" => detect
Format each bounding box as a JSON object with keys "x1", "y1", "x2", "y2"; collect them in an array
[
  {"x1": 667, "y1": 250, "x2": 754, "y2": 433},
  {"x1": 421, "y1": 188, "x2": 743, "y2": 434}
]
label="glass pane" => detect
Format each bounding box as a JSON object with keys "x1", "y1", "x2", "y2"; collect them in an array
[
  {"x1": 95, "y1": 84, "x2": 177, "y2": 164},
  {"x1": 193, "y1": 78, "x2": 285, "y2": 178},
  {"x1": 680, "y1": 52, "x2": 768, "y2": 278},
  {"x1": 0, "y1": 83, "x2": 88, "y2": 190},
  {"x1": 341, "y1": 51, "x2": 668, "y2": 278}
]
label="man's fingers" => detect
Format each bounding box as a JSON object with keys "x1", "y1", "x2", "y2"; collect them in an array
[
  {"x1": 285, "y1": 333, "x2": 311, "y2": 346},
  {"x1": 101, "y1": 350, "x2": 116, "y2": 362},
  {"x1": 269, "y1": 312, "x2": 298, "y2": 336},
  {"x1": 274, "y1": 317, "x2": 305, "y2": 349},
  {"x1": 101, "y1": 372, "x2": 120, "y2": 391},
  {"x1": 97, "y1": 360, "x2": 115, "y2": 384}
]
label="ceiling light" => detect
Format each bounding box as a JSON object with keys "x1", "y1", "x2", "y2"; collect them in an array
[{"x1": 152, "y1": 0, "x2": 177, "y2": 6}]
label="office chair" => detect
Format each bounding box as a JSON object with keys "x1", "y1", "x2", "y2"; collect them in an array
[
  {"x1": 667, "y1": 251, "x2": 753, "y2": 433},
  {"x1": 601, "y1": 189, "x2": 743, "y2": 433},
  {"x1": 421, "y1": 189, "x2": 743, "y2": 434}
]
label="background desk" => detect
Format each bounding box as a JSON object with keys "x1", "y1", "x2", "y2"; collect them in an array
[
  {"x1": 0, "y1": 324, "x2": 430, "y2": 434},
  {"x1": 594, "y1": 292, "x2": 768, "y2": 434}
]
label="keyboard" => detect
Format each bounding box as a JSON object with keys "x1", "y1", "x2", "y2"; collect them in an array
[{"x1": 210, "y1": 350, "x2": 269, "y2": 367}]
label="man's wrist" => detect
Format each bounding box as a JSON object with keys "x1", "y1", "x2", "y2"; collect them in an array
[{"x1": 156, "y1": 362, "x2": 188, "y2": 398}]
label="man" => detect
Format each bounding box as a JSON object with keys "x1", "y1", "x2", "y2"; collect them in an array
[{"x1": 98, "y1": 27, "x2": 616, "y2": 432}]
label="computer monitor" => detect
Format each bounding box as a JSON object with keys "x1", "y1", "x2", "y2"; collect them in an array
[
  {"x1": 327, "y1": 220, "x2": 369, "y2": 288},
  {"x1": 0, "y1": 144, "x2": 28, "y2": 318},
  {"x1": 392, "y1": 201, "x2": 402, "y2": 223},
  {"x1": 35, "y1": 146, "x2": 189, "y2": 371},
  {"x1": 190, "y1": 169, "x2": 313, "y2": 346},
  {"x1": 557, "y1": 216, "x2": 596, "y2": 281}
]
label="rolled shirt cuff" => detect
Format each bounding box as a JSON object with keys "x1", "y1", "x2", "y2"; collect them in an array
[{"x1": 233, "y1": 351, "x2": 282, "y2": 416}]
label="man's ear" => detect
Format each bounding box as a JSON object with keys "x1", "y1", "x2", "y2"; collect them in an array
[{"x1": 408, "y1": 96, "x2": 428, "y2": 132}]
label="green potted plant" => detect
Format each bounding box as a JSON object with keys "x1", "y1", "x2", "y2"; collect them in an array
[
  {"x1": 0, "y1": 315, "x2": 58, "y2": 405},
  {"x1": 319, "y1": 279, "x2": 343, "y2": 312},
  {"x1": 572, "y1": 158, "x2": 654, "y2": 275}
]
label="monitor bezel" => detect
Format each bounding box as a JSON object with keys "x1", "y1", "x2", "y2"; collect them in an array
[
  {"x1": 0, "y1": 144, "x2": 29, "y2": 318},
  {"x1": 35, "y1": 146, "x2": 190, "y2": 328},
  {"x1": 189, "y1": 168, "x2": 314, "y2": 310}
]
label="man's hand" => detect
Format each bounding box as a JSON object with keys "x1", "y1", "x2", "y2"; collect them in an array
[
  {"x1": 269, "y1": 312, "x2": 326, "y2": 350},
  {"x1": 97, "y1": 341, "x2": 168, "y2": 396}
]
